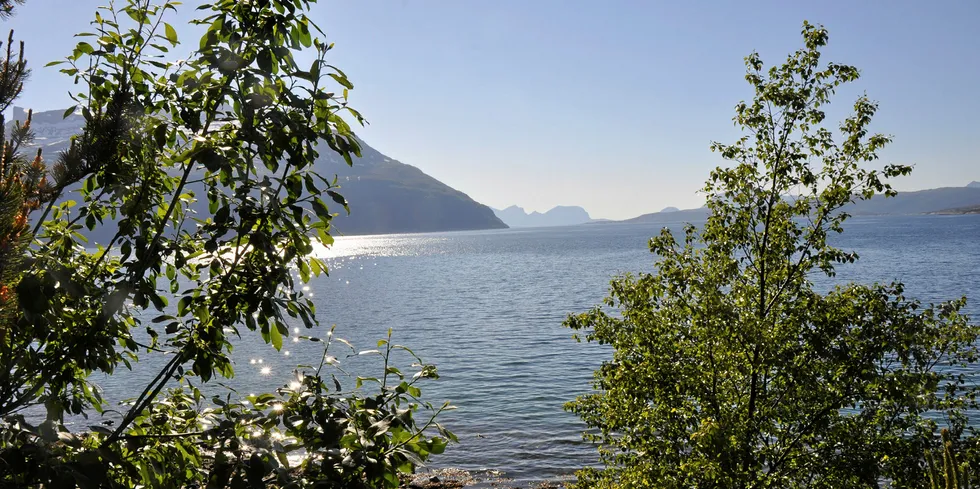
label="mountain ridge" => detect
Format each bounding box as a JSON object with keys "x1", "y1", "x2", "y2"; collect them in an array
[
  {"x1": 13, "y1": 107, "x2": 507, "y2": 238},
  {"x1": 621, "y1": 185, "x2": 980, "y2": 224}
]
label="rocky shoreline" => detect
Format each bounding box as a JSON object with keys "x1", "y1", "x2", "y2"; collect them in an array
[
  {"x1": 928, "y1": 204, "x2": 980, "y2": 215},
  {"x1": 402, "y1": 468, "x2": 570, "y2": 489}
]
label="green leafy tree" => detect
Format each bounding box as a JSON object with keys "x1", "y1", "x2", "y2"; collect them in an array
[
  {"x1": 565, "y1": 22, "x2": 979, "y2": 489},
  {"x1": 0, "y1": 1, "x2": 453, "y2": 487}
]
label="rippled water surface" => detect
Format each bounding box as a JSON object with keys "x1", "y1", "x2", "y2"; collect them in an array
[{"x1": 90, "y1": 215, "x2": 979, "y2": 481}]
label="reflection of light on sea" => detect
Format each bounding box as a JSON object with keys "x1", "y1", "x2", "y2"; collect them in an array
[{"x1": 310, "y1": 234, "x2": 449, "y2": 259}]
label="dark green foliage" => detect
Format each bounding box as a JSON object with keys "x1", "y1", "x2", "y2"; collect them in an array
[
  {"x1": 566, "y1": 22, "x2": 980, "y2": 488},
  {"x1": 1, "y1": 329, "x2": 453, "y2": 489},
  {"x1": 927, "y1": 430, "x2": 973, "y2": 489},
  {"x1": 0, "y1": 0, "x2": 453, "y2": 487}
]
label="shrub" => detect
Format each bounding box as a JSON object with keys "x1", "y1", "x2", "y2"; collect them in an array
[{"x1": 566, "y1": 22, "x2": 979, "y2": 489}]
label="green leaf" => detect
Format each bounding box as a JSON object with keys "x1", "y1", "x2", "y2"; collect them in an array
[
  {"x1": 312, "y1": 198, "x2": 330, "y2": 220},
  {"x1": 153, "y1": 122, "x2": 168, "y2": 149},
  {"x1": 298, "y1": 260, "x2": 310, "y2": 283},
  {"x1": 316, "y1": 228, "x2": 334, "y2": 246},
  {"x1": 430, "y1": 437, "x2": 448, "y2": 455},
  {"x1": 325, "y1": 191, "x2": 348, "y2": 212},
  {"x1": 164, "y1": 22, "x2": 178, "y2": 44},
  {"x1": 328, "y1": 72, "x2": 353, "y2": 90},
  {"x1": 286, "y1": 174, "x2": 302, "y2": 198},
  {"x1": 298, "y1": 22, "x2": 312, "y2": 48},
  {"x1": 270, "y1": 320, "x2": 283, "y2": 351},
  {"x1": 75, "y1": 42, "x2": 94, "y2": 55},
  {"x1": 215, "y1": 205, "x2": 230, "y2": 224},
  {"x1": 257, "y1": 49, "x2": 274, "y2": 74},
  {"x1": 149, "y1": 293, "x2": 168, "y2": 311},
  {"x1": 304, "y1": 174, "x2": 319, "y2": 194}
]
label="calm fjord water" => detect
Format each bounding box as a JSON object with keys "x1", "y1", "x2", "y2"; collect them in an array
[{"x1": 97, "y1": 215, "x2": 979, "y2": 481}]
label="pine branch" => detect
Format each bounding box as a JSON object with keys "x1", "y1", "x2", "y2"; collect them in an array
[{"x1": 0, "y1": 1, "x2": 25, "y2": 20}]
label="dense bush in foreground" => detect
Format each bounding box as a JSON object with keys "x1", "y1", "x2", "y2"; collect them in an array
[
  {"x1": 566, "y1": 22, "x2": 980, "y2": 489},
  {"x1": 0, "y1": 1, "x2": 452, "y2": 487}
]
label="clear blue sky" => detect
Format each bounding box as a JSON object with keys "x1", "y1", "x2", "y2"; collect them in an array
[{"x1": 6, "y1": 1, "x2": 979, "y2": 219}]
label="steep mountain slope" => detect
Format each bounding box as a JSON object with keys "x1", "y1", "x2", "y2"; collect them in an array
[
  {"x1": 13, "y1": 107, "x2": 506, "y2": 237},
  {"x1": 312, "y1": 140, "x2": 506, "y2": 235},
  {"x1": 492, "y1": 205, "x2": 591, "y2": 228}
]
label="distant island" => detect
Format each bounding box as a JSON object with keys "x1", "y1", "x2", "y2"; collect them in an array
[
  {"x1": 492, "y1": 205, "x2": 592, "y2": 228},
  {"x1": 14, "y1": 107, "x2": 507, "y2": 238},
  {"x1": 618, "y1": 184, "x2": 980, "y2": 224},
  {"x1": 623, "y1": 206, "x2": 710, "y2": 224}
]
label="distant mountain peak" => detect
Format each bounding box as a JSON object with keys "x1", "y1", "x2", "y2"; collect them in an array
[
  {"x1": 660, "y1": 206, "x2": 680, "y2": 213},
  {"x1": 8, "y1": 106, "x2": 84, "y2": 155},
  {"x1": 493, "y1": 204, "x2": 591, "y2": 228},
  {"x1": 968, "y1": 181, "x2": 980, "y2": 189}
]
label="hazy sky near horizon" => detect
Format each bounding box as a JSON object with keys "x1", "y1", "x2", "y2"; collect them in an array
[{"x1": 6, "y1": 1, "x2": 979, "y2": 219}]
